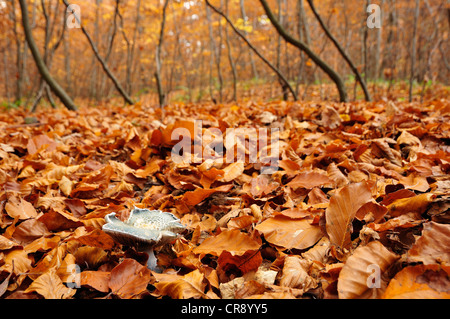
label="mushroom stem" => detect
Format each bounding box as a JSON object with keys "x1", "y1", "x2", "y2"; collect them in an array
[{"x1": 145, "y1": 248, "x2": 161, "y2": 272}]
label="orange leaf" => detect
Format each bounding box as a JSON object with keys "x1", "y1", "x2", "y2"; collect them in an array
[
  {"x1": 181, "y1": 184, "x2": 233, "y2": 206},
  {"x1": 407, "y1": 221, "x2": 450, "y2": 265},
  {"x1": 154, "y1": 269, "x2": 206, "y2": 299},
  {"x1": 387, "y1": 193, "x2": 435, "y2": 217},
  {"x1": 24, "y1": 268, "x2": 76, "y2": 299},
  {"x1": 80, "y1": 271, "x2": 111, "y2": 293},
  {"x1": 218, "y1": 250, "x2": 262, "y2": 275},
  {"x1": 382, "y1": 264, "x2": 450, "y2": 299},
  {"x1": 108, "y1": 258, "x2": 152, "y2": 299},
  {"x1": 74, "y1": 228, "x2": 115, "y2": 250},
  {"x1": 5, "y1": 196, "x2": 37, "y2": 220},
  {"x1": 337, "y1": 241, "x2": 399, "y2": 299},
  {"x1": 325, "y1": 182, "x2": 372, "y2": 249},
  {"x1": 26, "y1": 134, "x2": 57, "y2": 155},
  {"x1": 192, "y1": 229, "x2": 261, "y2": 257},
  {"x1": 286, "y1": 171, "x2": 331, "y2": 189},
  {"x1": 355, "y1": 201, "x2": 387, "y2": 223},
  {"x1": 219, "y1": 162, "x2": 245, "y2": 182},
  {"x1": 255, "y1": 215, "x2": 322, "y2": 250},
  {"x1": 280, "y1": 256, "x2": 317, "y2": 291}
]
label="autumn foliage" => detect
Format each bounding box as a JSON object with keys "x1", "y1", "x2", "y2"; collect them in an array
[{"x1": 0, "y1": 97, "x2": 449, "y2": 299}]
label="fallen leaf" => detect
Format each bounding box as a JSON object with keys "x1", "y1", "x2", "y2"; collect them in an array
[
  {"x1": 218, "y1": 249, "x2": 262, "y2": 275},
  {"x1": 5, "y1": 196, "x2": 37, "y2": 220},
  {"x1": 24, "y1": 268, "x2": 76, "y2": 299},
  {"x1": 154, "y1": 269, "x2": 206, "y2": 299},
  {"x1": 80, "y1": 271, "x2": 111, "y2": 293},
  {"x1": 387, "y1": 193, "x2": 435, "y2": 217},
  {"x1": 337, "y1": 241, "x2": 399, "y2": 299},
  {"x1": 192, "y1": 229, "x2": 261, "y2": 257},
  {"x1": 286, "y1": 171, "x2": 331, "y2": 189},
  {"x1": 26, "y1": 134, "x2": 57, "y2": 155},
  {"x1": 279, "y1": 256, "x2": 317, "y2": 291},
  {"x1": 181, "y1": 184, "x2": 233, "y2": 206},
  {"x1": 108, "y1": 258, "x2": 152, "y2": 299},
  {"x1": 219, "y1": 161, "x2": 245, "y2": 182},
  {"x1": 407, "y1": 221, "x2": 450, "y2": 265},
  {"x1": 255, "y1": 215, "x2": 322, "y2": 250},
  {"x1": 382, "y1": 264, "x2": 450, "y2": 299},
  {"x1": 325, "y1": 182, "x2": 373, "y2": 249}
]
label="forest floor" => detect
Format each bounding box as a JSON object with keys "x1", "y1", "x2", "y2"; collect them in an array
[{"x1": 0, "y1": 85, "x2": 449, "y2": 299}]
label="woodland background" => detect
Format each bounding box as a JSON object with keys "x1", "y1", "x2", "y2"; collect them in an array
[
  {"x1": 0, "y1": 0, "x2": 449, "y2": 301},
  {"x1": 0, "y1": 0, "x2": 448, "y2": 107}
]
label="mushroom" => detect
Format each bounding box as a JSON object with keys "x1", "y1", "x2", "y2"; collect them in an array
[{"x1": 102, "y1": 207, "x2": 185, "y2": 272}]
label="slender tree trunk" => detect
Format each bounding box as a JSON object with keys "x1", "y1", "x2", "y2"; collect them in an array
[
  {"x1": 215, "y1": 2, "x2": 224, "y2": 103},
  {"x1": 205, "y1": 4, "x2": 216, "y2": 103},
  {"x1": 3, "y1": 41, "x2": 11, "y2": 101},
  {"x1": 363, "y1": 0, "x2": 369, "y2": 84},
  {"x1": 259, "y1": 0, "x2": 347, "y2": 102},
  {"x1": 155, "y1": 0, "x2": 169, "y2": 107},
  {"x1": 10, "y1": 0, "x2": 23, "y2": 102},
  {"x1": 409, "y1": 0, "x2": 420, "y2": 102},
  {"x1": 126, "y1": 0, "x2": 141, "y2": 96},
  {"x1": 224, "y1": 0, "x2": 237, "y2": 102},
  {"x1": 307, "y1": 0, "x2": 371, "y2": 101},
  {"x1": 205, "y1": 0, "x2": 297, "y2": 101},
  {"x1": 63, "y1": 0, "x2": 134, "y2": 105},
  {"x1": 239, "y1": 0, "x2": 258, "y2": 80},
  {"x1": 18, "y1": 0, "x2": 78, "y2": 111}
]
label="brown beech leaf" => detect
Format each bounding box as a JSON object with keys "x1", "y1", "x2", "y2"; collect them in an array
[
  {"x1": 255, "y1": 215, "x2": 322, "y2": 250},
  {"x1": 382, "y1": 264, "x2": 450, "y2": 299},
  {"x1": 407, "y1": 221, "x2": 450, "y2": 265},
  {"x1": 80, "y1": 271, "x2": 111, "y2": 293},
  {"x1": 219, "y1": 161, "x2": 245, "y2": 182},
  {"x1": 279, "y1": 256, "x2": 317, "y2": 291},
  {"x1": 286, "y1": 171, "x2": 332, "y2": 189},
  {"x1": 73, "y1": 246, "x2": 108, "y2": 269},
  {"x1": 154, "y1": 269, "x2": 206, "y2": 299},
  {"x1": 0, "y1": 235, "x2": 20, "y2": 250},
  {"x1": 325, "y1": 182, "x2": 372, "y2": 249},
  {"x1": 337, "y1": 241, "x2": 399, "y2": 299},
  {"x1": 355, "y1": 200, "x2": 388, "y2": 223},
  {"x1": 387, "y1": 193, "x2": 435, "y2": 217},
  {"x1": 218, "y1": 250, "x2": 262, "y2": 275},
  {"x1": 5, "y1": 196, "x2": 37, "y2": 220},
  {"x1": 26, "y1": 134, "x2": 57, "y2": 155},
  {"x1": 11, "y1": 219, "x2": 50, "y2": 245},
  {"x1": 108, "y1": 258, "x2": 152, "y2": 299},
  {"x1": 181, "y1": 184, "x2": 233, "y2": 206},
  {"x1": 74, "y1": 228, "x2": 115, "y2": 250},
  {"x1": 24, "y1": 268, "x2": 76, "y2": 299},
  {"x1": 192, "y1": 229, "x2": 261, "y2": 257}
]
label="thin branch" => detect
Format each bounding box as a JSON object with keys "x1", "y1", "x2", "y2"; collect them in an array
[
  {"x1": 62, "y1": 0, "x2": 134, "y2": 105},
  {"x1": 205, "y1": 0, "x2": 297, "y2": 101}
]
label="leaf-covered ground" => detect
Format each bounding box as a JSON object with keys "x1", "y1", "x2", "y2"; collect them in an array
[{"x1": 0, "y1": 97, "x2": 449, "y2": 299}]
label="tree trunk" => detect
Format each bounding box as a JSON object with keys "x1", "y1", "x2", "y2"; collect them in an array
[
  {"x1": 155, "y1": 0, "x2": 169, "y2": 107},
  {"x1": 307, "y1": 0, "x2": 371, "y2": 101},
  {"x1": 409, "y1": 0, "x2": 420, "y2": 102},
  {"x1": 239, "y1": 0, "x2": 258, "y2": 79},
  {"x1": 224, "y1": 0, "x2": 237, "y2": 102},
  {"x1": 62, "y1": 0, "x2": 134, "y2": 105},
  {"x1": 259, "y1": 0, "x2": 348, "y2": 102},
  {"x1": 205, "y1": 0, "x2": 297, "y2": 101},
  {"x1": 18, "y1": 0, "x2": 78, "y2": 111}
]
